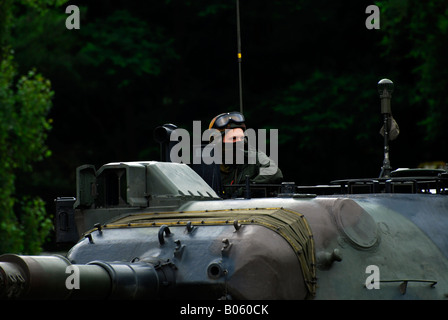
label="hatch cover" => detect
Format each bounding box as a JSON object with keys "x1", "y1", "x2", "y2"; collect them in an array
[{"x1": 335, "y1": 199, "x2": 378, "y2": 249}]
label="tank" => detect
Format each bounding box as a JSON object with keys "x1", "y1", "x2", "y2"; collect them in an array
[{"x1": 1, "y1": 80, "x2": 448, "y2": 300}]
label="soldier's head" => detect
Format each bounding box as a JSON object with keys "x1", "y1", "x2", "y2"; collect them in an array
[{"x1": 209, "y1": 111, "x2": 246, "y2": 143}]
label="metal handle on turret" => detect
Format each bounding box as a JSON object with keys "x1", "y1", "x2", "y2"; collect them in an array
[{"x1": 158, "y1": 225, "x2": 172, "y2": 245}]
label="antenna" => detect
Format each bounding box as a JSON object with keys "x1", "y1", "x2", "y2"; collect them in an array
[{"x1": 236, "y1": 0, "x2": 243, "y2": 114}]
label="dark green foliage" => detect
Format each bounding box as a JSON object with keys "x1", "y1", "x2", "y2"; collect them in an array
[
  {"x1": 378, "y1": 0, "x2": 448, "y2": 146},
  {"x1": 0, "y1": 50, "x2": 53, "y2": 253}
]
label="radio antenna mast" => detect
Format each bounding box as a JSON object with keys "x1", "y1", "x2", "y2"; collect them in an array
[{"x1": 236, "y1": 0, "x2": 243, "y2": 114}]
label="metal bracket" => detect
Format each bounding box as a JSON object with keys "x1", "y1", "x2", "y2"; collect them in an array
[
  {"x1": 233, "y1": 220, "x2": 242, "y2": 231},
  {"x1": 379, "y1": 279, "x2": 437, "y2": 295},
  {"x1": 173, "y1": 239, "x2": 185, "y2": 259},
  {"x1": 94, "y1": 223, "x2": 103, "y2": 235},
  {"x1": 185, "y1": 221, "x2": 195, "y2": 233},
  {"x1": 221, "y1": 238, "x2": 232, "y2": 257}
]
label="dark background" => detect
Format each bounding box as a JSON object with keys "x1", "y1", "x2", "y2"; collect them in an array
[{"x1": 9, "y1": 0, "x2": 448, "y2": 213}]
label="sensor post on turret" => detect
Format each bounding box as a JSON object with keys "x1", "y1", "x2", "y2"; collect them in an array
[{"x1": 378, "y1": 79, "x2": 394, "y2": 178}]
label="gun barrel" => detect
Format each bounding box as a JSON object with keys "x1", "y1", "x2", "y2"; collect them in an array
[{"x1": 0, "y1": 254, "x2": 168, "y2": 299}]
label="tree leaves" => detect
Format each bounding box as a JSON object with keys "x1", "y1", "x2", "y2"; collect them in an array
[
  {"x1": 379, "y1": 0, "x2": 448, "y2": 145},
  {"x1": 79, "y1": 10, "x2": 178, "y2": 85},
  {"x1": 0, "y1": 49, "x2": 53, "y2": 254}
]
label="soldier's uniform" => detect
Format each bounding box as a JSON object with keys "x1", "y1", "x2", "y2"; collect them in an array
[{"x1": 209, "y1": 112, "x2": 283, "y2": 197}]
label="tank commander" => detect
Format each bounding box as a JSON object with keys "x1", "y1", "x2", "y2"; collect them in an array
[{"x1": 208, "y1": 111, "x2": 283, "y2": 192}]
